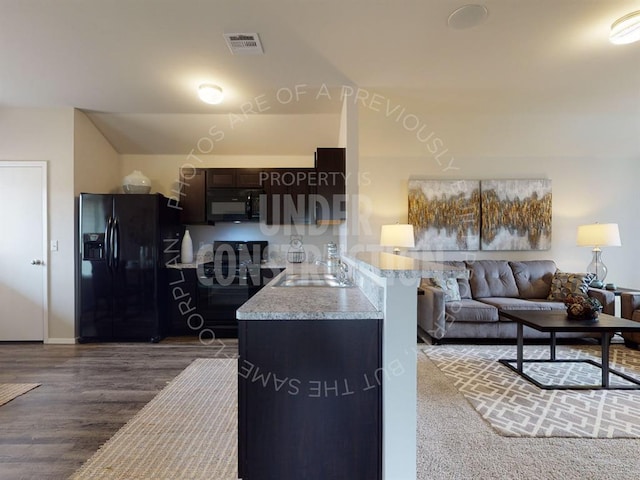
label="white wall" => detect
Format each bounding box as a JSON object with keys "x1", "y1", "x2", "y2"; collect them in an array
[
  {"x1": 356, "y1": 107, "x2": 640, "y2": 287},
  {"x1": 0, "y1": 108, "x2": 122, "y2": 342},
  {"x1": 0, "y1": 107, "x2": 75, "y2": 341},
  {"x1": 74, "y1": 110, "x2": 121, "y2": 195}
]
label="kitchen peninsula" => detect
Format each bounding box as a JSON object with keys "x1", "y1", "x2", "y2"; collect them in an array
[{"x1": 237, "y1": 252, "x2": 466, "y2": 480}]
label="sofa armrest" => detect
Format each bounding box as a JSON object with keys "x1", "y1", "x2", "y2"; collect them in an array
[
  {"x1": 587, "y1": 288, "x2": 615, "y2": 316},
  {"x1": 418, "y1": 285, "x2": 447, "y2": 339},
  {"x1": 621, "y1": 292, "x2": 640, "y2": 320}
]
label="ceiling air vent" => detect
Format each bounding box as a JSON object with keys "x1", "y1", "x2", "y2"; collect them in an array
[{"x1": 223, "y1": 33, "x2": 264, "y2": 55}]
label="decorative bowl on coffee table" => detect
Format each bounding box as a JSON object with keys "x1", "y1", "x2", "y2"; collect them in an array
[{"x1": 564, "y1": 295, "x2": 602, "y2": 321}]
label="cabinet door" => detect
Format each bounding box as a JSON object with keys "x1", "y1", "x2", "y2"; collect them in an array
[
  {"x1": 238, "y1": 318, "x2": 382, "y2": 480},
  {"x1": 263, "y1": 169, "x2": 288, "y2": 225},
  {"x1": 287, "y1": 168, "x2": 315, "y2": 224},
  {"x1": 263, "y1": 168, "x2": 314, "y2": 225},
  {"x1": 166, "y1": 268, "x2": 198, "y2": 336},
  {"x1": 206, "y1": 168, "x2": 236, "y2": 188},
  {"x1": 206, "y1": 168, "x2": 265, "y2": 188},
  {"x1": 179, "y1": 168, "x2": 207, "y2": 224},
  {"x1": 315, "y1": 148, "x2": 346, "y2": 224},
  {"x1": 236, "y1": 169, "x2": 264, "y2": 188}
]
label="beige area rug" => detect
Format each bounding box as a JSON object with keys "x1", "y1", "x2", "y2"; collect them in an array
[
  {"x1": 71, "y1": 348, "x2": 640, "y2": 479},
  {"x1": 423, "y1": 344, "x2": 640, "y2": 438},
  {"x1": 71, "y1": 358, "x2": 237, "y2": 480},
  {"x1": 0, "y1": 383, "x2": 40, "y2": 407}
]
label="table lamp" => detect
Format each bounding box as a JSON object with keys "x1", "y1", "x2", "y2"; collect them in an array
[
  {"x1": 576, "y1": 223, "x2": 621, "y2": 288},
  {"x1": 380, "y1": 224, "x2": 415, "y2": 255}
]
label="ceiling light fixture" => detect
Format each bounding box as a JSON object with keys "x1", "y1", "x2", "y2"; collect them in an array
[
  {"x1": 609, "y1": 10, "x2": 640, "y2": 45},
  {"x1": 198, "y1": 84, "x2": 224, "y2": 104}
]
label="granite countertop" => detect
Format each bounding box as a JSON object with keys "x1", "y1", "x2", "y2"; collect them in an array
[
  {"x1": 351, "y1": 252, "x2": 468, "y2": 279},
  {"x1": 236, "y1": 265, "x2": 383, "y2": 321},
  {"x1": 167, "y1": 261, "x2": 288, "y2": 270},
  {"x1": 236, "y1": 253, "x2": 468, "y2": 321}
]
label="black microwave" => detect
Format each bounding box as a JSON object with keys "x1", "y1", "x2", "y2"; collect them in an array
[{"x1": 206, "y1": 188, "x2": 263, "y2": 223}]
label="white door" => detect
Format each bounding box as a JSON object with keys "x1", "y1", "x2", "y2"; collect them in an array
[{"x1": 0, "y1": 162, "x2": 47, "y2": 341}]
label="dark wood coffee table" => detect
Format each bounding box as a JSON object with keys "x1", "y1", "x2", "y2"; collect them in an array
[{"x1": 498, "y1": 310, "x2": 640, "y2": 390}]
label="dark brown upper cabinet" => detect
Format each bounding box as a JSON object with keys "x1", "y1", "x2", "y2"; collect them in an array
[
  {"x1": 206, "y1": 168, "x2": 264, "y2": 188},
  {"x1": 262, "y1": 168, "x2": 315, "y2": 225},
  {"x1": 177, "y1": 150, "x2": 346, "y2": 226},
  {"x1": 314, "y1": 147, "x2": 346, "y2": 224},
  {"x1": 179, "y1": 167, "x2": 207, "y2": 224}
]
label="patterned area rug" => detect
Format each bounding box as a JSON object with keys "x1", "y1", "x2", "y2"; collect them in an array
[
  {"x1": 0, "y1": 383, "x2": 40, "y2": 407},
  {"x1": 71, "y1": 358, "x2": 237, "y2": 480},
  {"x1": 423, "y1": 344, "x2": 640, "y2": 438}
]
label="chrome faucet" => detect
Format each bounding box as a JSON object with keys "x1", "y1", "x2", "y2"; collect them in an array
[{"x1": 337, "y1": 261, "x2": 350, "y2": 286}]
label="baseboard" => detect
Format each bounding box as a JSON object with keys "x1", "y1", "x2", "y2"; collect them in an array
[{"x1": 45, "y1": 337, "x2": 77, "y2": 345}]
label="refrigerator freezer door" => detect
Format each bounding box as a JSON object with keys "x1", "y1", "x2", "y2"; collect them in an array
[{"x1": 78, "y1": 194, "x2": 115, "y2": 339}]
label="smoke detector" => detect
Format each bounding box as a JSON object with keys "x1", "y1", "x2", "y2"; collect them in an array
[
  {"x1": 223, "y1": 33, "x2": 264, "y2": 55},
  {"x1": 447, "y1": 4, "x2": 489, "y2": 30}
]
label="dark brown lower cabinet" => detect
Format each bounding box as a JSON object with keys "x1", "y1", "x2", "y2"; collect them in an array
[{"x1": 238, "y1": 318, "x2": 382, "y2": 480}]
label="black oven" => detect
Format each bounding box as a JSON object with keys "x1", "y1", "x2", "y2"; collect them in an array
[{"x1": 196, "y1": 241, "x2": 268, "y2": 337}]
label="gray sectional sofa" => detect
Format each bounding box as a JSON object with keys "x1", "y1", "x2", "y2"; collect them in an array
[{"x1": 418, "y1": 259, "x2": 615, "y2": 342}]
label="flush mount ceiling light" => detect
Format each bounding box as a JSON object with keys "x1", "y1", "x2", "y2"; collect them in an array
[
  {"x1": 609, "y1": 10, "x2": 640, "y2": 44},
  {"x1": 198, "y1": 84, "x2": 224, "y2": 104},
  {"x1": 447, "y1": 4, "x2": 489, "y2": 30}
]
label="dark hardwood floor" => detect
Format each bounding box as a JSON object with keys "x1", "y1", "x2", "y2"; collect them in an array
[{"x1": 0, "y1": 337, "x2": 238, "y2": 480}]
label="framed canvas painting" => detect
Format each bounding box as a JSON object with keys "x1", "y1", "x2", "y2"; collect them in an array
[
  {"x1": 480, "y1": 179, "x2": 552, "y2": 250},
  {"x1": 408, "y1": 179, "x2": 480, "y2": 250}
]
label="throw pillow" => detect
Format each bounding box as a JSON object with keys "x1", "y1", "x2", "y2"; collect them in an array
[
  {"x1": 547, "y1": 271, "x2": 596, "y2": 301},
  {"x1": 429, "y1": 277, "x2": 462, "y2": 302}
]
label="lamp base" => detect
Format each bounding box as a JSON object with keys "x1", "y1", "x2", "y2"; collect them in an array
[
  {"x1": 589, "y1": 279, "x2": 604, "y2": 289},
  {"x1": 586, "y1": 247, "x2": 608, "y2": 288}
]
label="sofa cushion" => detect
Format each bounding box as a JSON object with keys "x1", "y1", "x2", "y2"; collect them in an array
[
  {"x1": 428, "y1": 277, "x2": 461, "y2": 302},
  {"x1": 445, "y1": 299, "x2": 499, "y2": 323},
  {"x1": 479, "y1": 297, "x2": 565, "y2": 315},
  {"x1": 466, "y1": 260, "x2": 519, "y2": 298},
  {"x1": 422, "y1": 261, "x2": 472, "y2": 299},
  {"x1": 547, "y1": 271, "x2": 596, "y2": 301},
  {"x1": 509, "y1": 260, "x2": 556, "y2": 299}
]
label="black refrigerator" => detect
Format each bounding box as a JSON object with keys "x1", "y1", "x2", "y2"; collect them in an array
[{"x1": 76, "y1": 193, "x2": 181, "y2": 342}]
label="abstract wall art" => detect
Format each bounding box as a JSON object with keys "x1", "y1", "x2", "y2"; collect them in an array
[
  {"x1": 408, "y1": 179, "x2": 480, "y2": 250},
  {"x1": 480, "y1": 179, "x2": 552, "y2": 251},
  {"x1": 408, "y1": 178, "x2": 552, "y2": 251}
]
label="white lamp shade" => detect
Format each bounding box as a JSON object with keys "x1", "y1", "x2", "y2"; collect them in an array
[
  {"x1": 380, "y1": 224, "x2": 415, "y2": 249},
  {"x1": 610, "y1": 10, "x2": 640, "y2": 45},
  {"x1": 198, "y1": 84, "x2": 224, "y2": 104},
  {"x1": 576, "y1": 223, "x2": 621, "y2": 247}
]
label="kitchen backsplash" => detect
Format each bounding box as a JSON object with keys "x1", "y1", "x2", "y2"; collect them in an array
[{"x1": 185, "y1": 223, "x2": 340, "y2": 264}]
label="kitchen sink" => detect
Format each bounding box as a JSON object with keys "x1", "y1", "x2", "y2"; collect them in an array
[{"x1": 272, "y1": 273, "x2": 354, "y2": 288}]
